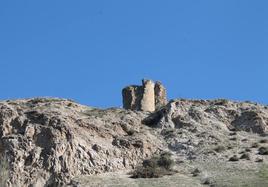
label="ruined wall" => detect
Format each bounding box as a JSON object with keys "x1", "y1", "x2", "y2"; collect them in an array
[
  {"x1": 140, "y1": 80, "x2": 155, "y2": 112},
  {"x1": 122, "y1": 85, "x2": 143, "y2": 111},
  {"x1": 154, "y1": 81, "x2": 168, "y2": 110},
  {"x1": 122, "y1": 79, "x2": 167, "y2": 112}
]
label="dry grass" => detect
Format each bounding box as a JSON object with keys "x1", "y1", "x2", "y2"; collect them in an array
[{"x1": 0, "y1": 153, "x2": 9, "y2": 187}]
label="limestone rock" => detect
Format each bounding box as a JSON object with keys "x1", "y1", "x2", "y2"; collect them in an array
[
  {"x1": 1, "y1": 97, "x2": 268, "y2": 186},
  {"x1": 143, "y1": 99, "x2": 268, "y2": 134},
  {"x1": 0, "y1": 98, "x2": 160, "y2": 186}
]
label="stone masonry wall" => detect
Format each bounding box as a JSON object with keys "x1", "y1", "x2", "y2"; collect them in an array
[
  {"x1": 140, "y1": 80, "x2": 155, "y2": 112},
  {"x1": 154, "y1": 81, "x2": 168, "y2": 109},
  {"x1": 122, "y1": 86, "x2": 143, "y2": 111},
  {"x1": 122, "y1": 79, "x2": 168, "y2": 112}
]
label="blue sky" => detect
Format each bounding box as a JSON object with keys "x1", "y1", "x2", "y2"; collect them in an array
[{"x1": 0, "y1": 1, "x2": 268, "y2": 108}]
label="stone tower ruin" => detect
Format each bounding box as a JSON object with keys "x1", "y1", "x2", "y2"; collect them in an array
[{"x1": 122, "y1": 79, "x2": 168, "y2": 112}]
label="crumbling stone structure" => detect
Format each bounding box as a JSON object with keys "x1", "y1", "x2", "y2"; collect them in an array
[
  {"x1": 154, "y1": 81, "x2": 168, "y2": 109},
  {"x1": 122, "y1": 79, "x2": 168, "y2": 112}
]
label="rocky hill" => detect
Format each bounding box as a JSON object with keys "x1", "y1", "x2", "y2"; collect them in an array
[{"x1": 0, "y1": 98, "x2": 268, "y2": 186}]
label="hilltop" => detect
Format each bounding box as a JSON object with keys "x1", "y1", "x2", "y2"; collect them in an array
[{"x1": 0, "y1": 97, "x2": 268, "y2": 186}]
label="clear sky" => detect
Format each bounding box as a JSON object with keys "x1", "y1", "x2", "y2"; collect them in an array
[{"x1": 0, "y1": 1, "x2": 268, "y2": 108}]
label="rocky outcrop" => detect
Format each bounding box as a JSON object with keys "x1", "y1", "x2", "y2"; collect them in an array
[
  {"x1": 0, "y1": 97, "x2": 268, "y2": 186},
  {"x1": 143, "y1": 99, "x2": 268, "y2": 134},
  {"x1": 122, "y1": 80, "x2": 168, "y2": 112},
  {"x1": 0, "y1": 98, "x2": 161, "y2": 186}
]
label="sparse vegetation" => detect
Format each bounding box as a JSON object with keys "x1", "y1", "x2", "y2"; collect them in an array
[
  {"x1": 119, "y1": 123, "x2": 136, "y2": 136},
  {"x1": 82, "y1": 108, "x2": 107, "y2": 118},
  {"x1": 229, "y1": 132, "x2": 237, "y2": 136},
  {"x1": 260, "y1": 139, "x2": 268, "y2": 144},
  {"x1": 227, "y1": 145, "x2": 233, "y2": 150},
  {"x1": 202, "y1": 178, "x2": 211, "y2": 185},
  {"x1": 191, "y1": 168, "x2": 201, "y2": 177},
  {"x1": 229, "y1": 155, "x2": 239, "y2": 162},
  {"x1": 126, "y1": 129, "x2": 136, "y2": 136},
  {"x1": 131, "y1": 152, "x2": 177, "y2": 178},
  {"x1": 229, "y1": 137, "x2": 237, "y2": 141},
  {"x1": 228, "y1": 127, "x2": 237, "y2": 132},
  {"x1": 252, "y1": 142, "x2": 260, "y2": 148},
  {"x1": 27, "y1": 97, "x2": 67, "y2": 104},
  {"x1": 258, "y1": 165, "x2": 268, "y2": 184},
  {"x1": 240, "y1": 153, "x2": 250, "y2": 160},
  {"x1": 213, "y1": 99, "x2": 229, "y2": 106},
  {"x1": 214, "y1": 145, "x2": 226, "y2": 153},
  {"x1": 0, "y1": 154, "x2": 9, "y2": 186},
  {"x1": 82, "y1": 108, "x2": 127, "y2": 119},
  {"x1": 142, "y1": 110, "x2": 164, "y2": 127},
  {"x1": 256, "y1": 158, "x2": 264, "y2": 162},
  {"x1": 3, "y1": 96, "x2": 268, "y2": 186},
  {"x1": 258, "y1": 147, "x2": 268, "y2": 155},
  {"x1": 161, "y1": 128, "x2": 176, "y2": 138}
]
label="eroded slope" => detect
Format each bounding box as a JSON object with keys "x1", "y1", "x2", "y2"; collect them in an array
[{"x1": 0, "y1": 98, "x2": 268, "y2": 186}]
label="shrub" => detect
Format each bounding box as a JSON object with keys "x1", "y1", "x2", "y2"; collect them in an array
[
  {"x1": 131, "y1": 152, "x2": 176, "y2": 178},
  {"x1": 259, "y1": 147, "x2": 268, "y2": 155},
  {"x1": 126, "y1": 129, "x2": 135, "y2": 136},
  {"x1": 214, "y1": 145, "x2": 226, "y2": 153},
  {"x1": 192, "y1": 168, "x2": 201, "y2": 177},
  {"x1": 161, "y1": 128, "x2": 175, "y2": 138},
  {"x1": 256, "y1": 158, "x2": 264, "y2": 162},
  {"x1": 260, "y1": 139, "x2": 268, "y2": 144},
  {"x1": 240, "y1": 153, "x2": 250, "y2": 160},
  {"x1": 131, "y1": 166, "x2": 163, "y2": 178},
  {"x1": 229, "y1": 155, "x2": 239, "y2": 162},
  {"x1": 142, "y1": 110, "x2": 164, "y2": 127},
  {"x1": 157, "y1": 152, "x2": 174, "y2": 170},
  {"x1": 229, "y1": 137, "x2": 237, "y2": 141},
  {"x1": 142, "y1": 158, "x2": 157, "y2": 168},
  {"x1": 229, "y1": 132, "x2": 237, "y2": 136},
  {"x1": 252, "y1": 142, "x2": 260, "y2": 148},
  {"x1": 214, "y1": 99, "x2": 229, "y2": 106}
]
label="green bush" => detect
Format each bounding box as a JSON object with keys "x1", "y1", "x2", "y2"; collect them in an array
[
  {"x1": 157, "y1": 152, "x2": 174, "y2": 170},
  {"x1": 131, "y1": 152, "x2": 176, "y2": 178},
  {"x1": 142, "y1": 158, "x2": 158, "y2": 168}
]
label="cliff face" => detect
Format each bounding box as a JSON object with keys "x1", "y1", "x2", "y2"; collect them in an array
[
  {"x1": 0, "y1": 98, "x2": 268, "y2": 186},
  {"x1": 0, "y1": 98, "x2": 160, "y2": 186}
]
